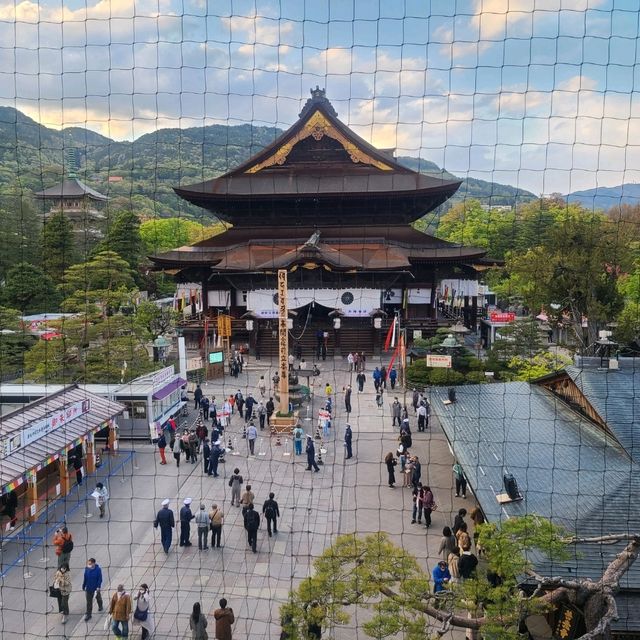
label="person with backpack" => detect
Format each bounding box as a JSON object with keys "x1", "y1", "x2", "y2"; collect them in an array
[
  {"x1": 257, "y1": 401, "x2": 267, "y2": 429},
  {"x1": 243, "y1": 504, "x2": 260, "y2": 553},
  {"x1": 53, "y1": 526, "x2": 73, "y2": 569},
  {"x1": 229, "y1": 468, "x2": 243, "y2": 506},
  {"x1": 262, "y1": 492, "x2": 280, "y2": 537}
]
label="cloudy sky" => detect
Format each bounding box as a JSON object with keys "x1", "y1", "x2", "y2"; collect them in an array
[{"x1": 0, "y1": 0, "x2": 638, "y2": 195}]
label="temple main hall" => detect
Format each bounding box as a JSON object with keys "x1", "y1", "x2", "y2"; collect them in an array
[{"x1": 151, "y1": 89, "x2": 486, "y2": 356}]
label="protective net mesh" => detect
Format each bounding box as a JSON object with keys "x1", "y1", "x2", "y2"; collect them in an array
[{"x1": 0, "y1": 2, "x2": 639, "y2": 639}]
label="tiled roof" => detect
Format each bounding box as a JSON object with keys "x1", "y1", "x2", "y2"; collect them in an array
[
  {"x1": 430, "y1": 382, "x2": 640, "y2": 596},
  {"x1": 34, "y1": 177, "x2": 108, "y2": 201}
]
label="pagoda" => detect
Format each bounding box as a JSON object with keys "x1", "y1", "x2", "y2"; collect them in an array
[{"x1": 151, "y1": 88, "x2": 486, "y2": 356}]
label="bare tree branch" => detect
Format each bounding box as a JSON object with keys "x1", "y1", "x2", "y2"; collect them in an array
[
  {"x1": 600, "y1": 537, "x2": 640, "y2": 587},
  {"x1": 563, "y1": 533, "x2": 640, "y2": 545}
]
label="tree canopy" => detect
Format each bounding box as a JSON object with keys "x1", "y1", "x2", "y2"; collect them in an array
[
  {"x1": 1, "y1": 262, "x2": 60, "y2": 313},
  {"x1": 41, "y1": 210, "x2": 77, "y2": 282},
  {"x1": 139, "y1": 217, "x2": 226, "y2": 254}
]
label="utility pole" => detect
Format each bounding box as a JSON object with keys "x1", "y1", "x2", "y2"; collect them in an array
[{"x1": 277, "y1": 269, "x2": 290, "y2": 413}]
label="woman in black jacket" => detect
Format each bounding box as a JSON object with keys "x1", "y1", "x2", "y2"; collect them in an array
[{"x1": 384, "y1": 452, "x2": 397, "y2": 487}]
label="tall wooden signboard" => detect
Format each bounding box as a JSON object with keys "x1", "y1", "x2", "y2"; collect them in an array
[{"x1": 277, "y1": 269, "x2": 290, "y2": 413}]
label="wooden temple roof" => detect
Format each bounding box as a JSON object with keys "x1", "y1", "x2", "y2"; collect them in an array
[
  {"x1": 173, "y1": 88, "x2": 461, "y2": 226},
  {"x1": 34, "y1": 177, "x2": 108, "y2": 201},
  {"x1": 149, "y1": 225, "x2": 486, "y2": 272}
]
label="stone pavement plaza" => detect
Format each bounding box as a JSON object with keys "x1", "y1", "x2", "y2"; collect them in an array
[{"x1": 0, "y1": 356, "x2": 477, "y2": 639}]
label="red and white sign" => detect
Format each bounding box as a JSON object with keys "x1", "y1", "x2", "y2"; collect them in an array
[
  {"x1": 489, "y1": 312, "x2": 516, "y2": 323},
  {"x1": 426, "y1": 354, "x2": 452, "y2": 368}
]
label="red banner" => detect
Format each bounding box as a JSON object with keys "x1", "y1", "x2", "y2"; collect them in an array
[{"x1": 489, "y1": 312, "x2": 516, "y2": 323}]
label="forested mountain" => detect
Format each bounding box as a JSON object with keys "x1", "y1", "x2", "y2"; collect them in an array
[
  {"x1": 0, "y1": 106, "x2": 535, "y2": 220},
  {"x1": 567, "y1": 183, "x2": 640, "y2": 211}
]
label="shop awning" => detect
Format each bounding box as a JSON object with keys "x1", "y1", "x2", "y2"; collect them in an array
[{"x1": 152, "y1": 377, "x2": 187, "y2": 401}]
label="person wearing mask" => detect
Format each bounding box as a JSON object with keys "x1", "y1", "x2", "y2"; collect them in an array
[
  {"x1": 154, "y1": 498, "x2": 175, "y2": 553},
  {"x1": 452, "y1": 461, "x2": 467, "y2": 498},
  {"x1": 190, "y1": 602, "x2": 208, "y2": 640},
  {"x1": 257, "y1": 401, "x2": 267, "y2": 429},
  {"x1": 172, "y1": 435, "x2": 182, "y2": 467},
  {"x1": 229, "y1": 468, "x2": 243, "y2": 506},
  {"x1": 344, "y1": 385, "x2": 352, "y2": 414},
  {"x1": 194, "y1": 384, "x2": 203, "y2": 409},
  {"x1": 133, "y1": 584, "x2": 154, "y2": 640},
  {"x1": 209, "y1": 503, "x2": 224, "y2": 548},
  {"x1": 266, "y1": 397, "x2": 275, "y2": 426},
  {"x1": 391, "y1": 398, "x2": 402, "y2": 427},
  {"x1": 94, "y1": 482, "x2": 109, "y2": 518},
  {"x1": 53, "y1": 526, "x2": 73, "y2": 569},
  {"x1": 293, "y1": 424, "x2": 304, "y2": 455},
  {"x1": 52, "y1": 562, "x2": 72, "y2": 624},
  {"x1": 213, "y1": 598, "x2": 235, "y2": 640},
  {"x1": 179, "y1": 498, "x2": 195, "y2": 547},
  {"x1": 208, "y1": 440, "x2": 223, "y2": 477},
  {"x1": 81, "y1": 557, "x2": 103, "y2": 621},
  {"x1": 305, "y1": 436, "x2": 320, "y2": 472},
  {"x1": 157, "y1": 432, "x2": 167, "y2": 465},
  {"x1": 411, "y1": 484, "x2": 424, "y2": 524},
  {"x1": 262, "y1": 492, "x2": 280, "y2": 537},
  {"x1": 258, "y1": 376, "x2": 266, "y2": 398},
  {"x1": 355, "y1": 371, "x2": 366, "y2": 392},
  {"x1": 417, "y1": 402, "x2": 427, "y2": 432},
  {"x1": 437, "y1": 526, "x2": 458, "y2": 561},
  {"x1": 422, "y1": 485, "x2": 436, "y2": 528},
  {"x1": 110, "y1": 584, "x2": 132, "y2": 638}
]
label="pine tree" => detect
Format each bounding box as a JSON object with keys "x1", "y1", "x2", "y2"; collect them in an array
[
  {"x1": 102, "y1": 209, "x2": 142, "y2": 272},
  {"x1": 41, "y1": 210, "x2": 76, "y2": 282}
]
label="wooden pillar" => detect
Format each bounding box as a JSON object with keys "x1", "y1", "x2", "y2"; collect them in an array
[
  {"x1": 27, "y1": 475, "x2": 38, "y2": 523},
  {"x1": 58, "y1": 457, "x2": 70, "y2": 497},
  {"x1": 277, "y1": 269, "x2": 290, "y2": 414},
  {"x1": 85, "y1": 435, "x2": 96, "y2": 474},
  {"x1": 470, "y1": 295, "x2": 478, "y2": 332},
  {"x1": 430, "y1": 273, "x2": 438, "y2": 320},
  {"x1": 107, "y1": 421, "x2": 118, "y2": 454}
]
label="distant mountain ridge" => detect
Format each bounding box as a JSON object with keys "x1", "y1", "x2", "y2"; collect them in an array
[
  {"x1": 566, "y1": 184, "x2": 640, "y2": 210},
  {"x1": 0, "y1": 106, "x2": 536, "y2": 219}
]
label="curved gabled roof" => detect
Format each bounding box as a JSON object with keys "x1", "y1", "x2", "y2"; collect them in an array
[{"x1": 34, "y1": 177, "x2": 108, "y2": 201}]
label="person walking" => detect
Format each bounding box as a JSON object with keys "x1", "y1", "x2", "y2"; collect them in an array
[
  {"x1": 412, "y1": 388, "x2": 420, "y2": 413},
  {"x1": 380, "y1": 365, "x2": 387, "y2": 389},
  {"x1": 305, "y1": 435, "x2": 320, "y2": 472},
  {"x1": 391, "y1": 398, "x2": 402, "y2": 427},
  {"x1": 257, "y1": 401, "x2": 267, "y2": 429},
  {"x1": 172, "y1": 434, "x2": 182, "y2": 467},
  {"x1": 154, "y1": 498, "x2": 175, "y2": 553},
  {"x1": 195, "y1": 504, "x2": 210, "y2": 550},
  {"x1": 384, "y1": 452, "x2": 397, "y2": 487},
  {"x1": 208, "y1": 440, "x2": 222, "y2": 477},
  {"x1": 355, "y1": 371, "x2": 366, "y2": 392},
  {"x1": 234, "y1": 390, "x2": 245, "y2": 419},
  {"x1": 209, "y1": 503, "x2": 224, "y2": 548},
  {"x1": 94, "y1": 482, "x2": 109, "y2": 518},
  {"x1": 262, "y1": 492, "x2": 280, "y2": 537},
  {"x1": 243, "y1": 504, "x2": 260, "y2": 553},
  {"x1": 417, "y1": 402, "x2": 427, "y2": 432},
  {"x1": 214, "y1": 598, "x2": 235, "y2": 640},
  {"x1": 52, "y1": 562, "x2": 72, "y2": 624},
  {"x1": 179, "y1": 498, "x2": 195, "y2": 547},
  {"x1": 246, "y1": 422, "x2": 258, "y2": 455},
  {"x1": 202, "y1": 438, "x2": 211, "y2": 474},
  {"x1": 132, "y1": 584, "x2": 154, "y2": 640},
  {"x1": 157, "y1": 433, "x2": 168, "y2": 465},
  {"x1": 81, "y1": 557, "x2": 103, "y2": 621},
  {"x1": 190, "y1": 602, "x2": 208, "y2": 640},
  {"x1": 229, "y1": 468, "x2": 243, "y2": 506},
  {"x1": 258, "y1": 375, "x2": 266, "y2": 398},
  {"x1": 194, "y1": 384, "x2": 203, "y2": 409},
  {"x1": 372, "y1": 367, "x2": 381, "y2": 391},
  {"x1": 389, "y1": 367, "x2": 397, "y2": 389},
  {"x1": 110, "y1": 584, "x2": 132, "y2": 638},
  {"x1": 375, "y1": 388, "x2": 384, "y2": 408},
  {"x1": 344, "y1": 385, "x2": 352, "y2": 414},
  {"x1": 240, "y1": 484, "x2": 255, "y2": 517},
  {"x1": 266, "y1": 397, "x2": 275, "y2": 426},
  {"x1": 452, "y1": 461, "x2": 467, "y2": 498},
  {"x1": 347, "y1": 352, "x2": 354, "y2": 371},
  {"x1": 293, "y1": 424, "x2": 304, "y2": 455},
  {"x1": 344, "y1": 424, "x2": 353, "y2": 459},
  {"x1": 53, "y1": 526, "x2": 73, "y2": 569}
]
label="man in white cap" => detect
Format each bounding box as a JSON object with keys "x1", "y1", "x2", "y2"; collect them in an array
[
  {"x1": 153, "y1": 499, "x2": 175, "y2": 553},
  {"x1": 179, "y1": 498, "x2": 195, "y2": 547}
]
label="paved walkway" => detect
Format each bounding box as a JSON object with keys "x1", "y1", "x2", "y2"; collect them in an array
[{"x1": 0, "y1": 356, "x2": 478, "y2": 639}]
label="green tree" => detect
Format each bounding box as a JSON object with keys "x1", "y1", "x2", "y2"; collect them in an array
[
  {"x1": 23, "y1": 337, "x2": 82, "y2": 382},
  {"x1": 0, "y1": 305, "x2": 35, "y2": 376},
  {"x1": 281, "y1": 521, "x2": 639, "y2": 640},
  {"x1": 1, "y1": 262, "x2": 60, "y2": 313},
  {"x1": 0, "y1": 192, "x2": 41, "y2": 280},
  {"x1": 498, "y1": 209, "x2": 630, "y2": 352},
  {"x1": 134, "y1": 300, "x2": 178, "y2": 340},
  {"x1": 139, "y1": 217, "x2": 225, "y2": 254},
  {"x1": 41, "y1": 210, "x2": 77, "y2": 282},
  {"x1": 59, "y1": 250, "x2": 136, "y2": 313},
  {"x1": 99, "y1": 209, "x2": 142, "y2": 271},
  {"x1": 436, "y1": 199, "x2": 517, "y2": 260}
]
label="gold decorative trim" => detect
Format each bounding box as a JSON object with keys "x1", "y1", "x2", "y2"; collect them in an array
[{"x1": 245, "y1": 111, "x2": 393, "y2": 173}]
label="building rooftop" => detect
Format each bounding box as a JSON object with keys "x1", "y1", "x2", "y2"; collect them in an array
[{"x1": 34, "y1": 177, "x2": 108, "y2": 201}]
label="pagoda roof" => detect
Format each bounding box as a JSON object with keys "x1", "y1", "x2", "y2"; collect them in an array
[
  {"x1": 174, "y1": 88, "x2": 461, "y2": 226},
  {"x1": 149, "y1": 225, "x2": 486, "y2": 272},
  {"x1": 34, "y1": 177, "x2": 108, "y2": 201}
]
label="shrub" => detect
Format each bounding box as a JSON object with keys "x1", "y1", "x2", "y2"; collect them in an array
[
  {"x1": 465, "y1": 371, "x2": 490, "y2": 384},
  {"x1": 427, "y1": 368, "x2": 465, "y2": 386}
]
